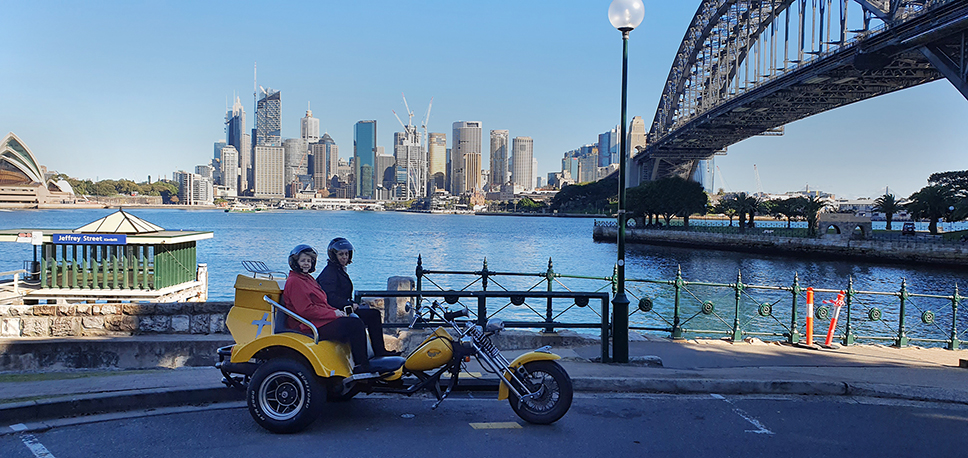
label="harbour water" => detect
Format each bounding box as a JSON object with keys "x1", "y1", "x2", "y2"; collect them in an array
[{"x1": 2, "y1": 209, "x2": 966, "y2": 342}]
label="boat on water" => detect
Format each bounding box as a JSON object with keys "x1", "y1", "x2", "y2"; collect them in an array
[{"x1": 225, "y1": 203, "x2": 255, "y2": 213}]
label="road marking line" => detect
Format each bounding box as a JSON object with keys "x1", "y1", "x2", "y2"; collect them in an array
[
  {"x1": 21, "y1": 433, "x2": 56, "y2": 458},
  {"x1": 711, "y1": 394, "x2": 774, "y2": 435},
  {"x1": 469, "y1": 422, "x2": 522, "y2": 429}
]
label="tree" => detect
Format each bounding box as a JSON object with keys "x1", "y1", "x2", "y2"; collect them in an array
[
  {"x1": 768, "y1": 198, "x2": 802, "y2": 228},
  {"x1": 549, "y1": 175, "x2": 617, "y2": 214},
  {"x1": 906, "y1": 185, "x2": 957, "y2": 235},
  {"x1": 712, "y1": 197, "x2": 738, "y2": 227},
  {"x1": 627, "y1": 177, "x2": 708, "y2": 227},
  {"x1": 873, "y1": 193, "x2": 901, "y2": 231},
  {"x1": 730, "y1": 193, "x2": 760, "y2": 233},
  {"x1": 799, "y1": 195, "x2": 830, "y2": 236}
]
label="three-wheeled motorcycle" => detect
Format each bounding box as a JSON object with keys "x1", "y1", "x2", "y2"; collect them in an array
[{"x1": 217, "y1": 273, "x2": 573, "y2": 434}]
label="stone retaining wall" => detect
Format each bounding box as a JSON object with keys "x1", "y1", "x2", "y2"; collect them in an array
[
  {"x1": 593, "y1": 226, "x2": 968, "y2": 266},
  {"x1": 0, "y1": 301, "x2": 233, "y2": 338}
]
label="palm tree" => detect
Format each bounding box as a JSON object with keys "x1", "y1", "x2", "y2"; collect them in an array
[
  {"x1": 873, "y1": 193, "x2": 901, "y2": 231},
  {"x1": 769, "y1": 198, "x2": 804, "y2": 229},
  {"x1": 732, "y1": 193, "x2": 760, "y2": 233},
  {"x1": 906, "y1": 185, "x2": 958, "y2": 235},
  {"x1": 799, "y1": 195, "x2": 829, "y2": 236},
  {"x1": 712, "y1": 198, "x2": 738, "y2": 227}
]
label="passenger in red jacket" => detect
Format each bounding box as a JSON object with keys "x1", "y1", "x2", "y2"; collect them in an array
[{"x1": 282, "y1": 244, "x2": 371, "y2": 374}]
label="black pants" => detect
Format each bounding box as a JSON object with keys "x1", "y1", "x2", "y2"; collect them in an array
[{"x1": 316, "y1": 309, "x2": 387, "y2": 366}]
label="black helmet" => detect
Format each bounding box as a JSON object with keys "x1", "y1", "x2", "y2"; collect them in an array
[
  {"x1": 289, "y1": 244, "x2": 318, "y2": 273},
  {"x1": 327, "y1": 237, "x2": 353, "y2": 264}
]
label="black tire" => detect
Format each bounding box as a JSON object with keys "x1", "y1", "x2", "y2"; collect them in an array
[
  {"x1": 326, "y1": 380, "x2": 361, "y2": 402},
  {"x1": 508, "y1": 360, "x2": 573, "y2": 425},
  {"x1": 247, "y1": 359, "x2": 324, "y2": 434}
]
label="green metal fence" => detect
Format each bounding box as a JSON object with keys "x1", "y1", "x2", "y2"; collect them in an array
[
  {"x1": 38, "y1": 242, "x2": 198, "y2": 291},
  {"x1": 411, "y1": 256, "x2": 965, "y2": 350}
]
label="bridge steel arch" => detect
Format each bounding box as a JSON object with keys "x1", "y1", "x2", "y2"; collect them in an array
[{"x1": 634, "y1": 0, "x2": 968, "y2": 185}]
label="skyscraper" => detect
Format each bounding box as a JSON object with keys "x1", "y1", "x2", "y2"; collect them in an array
[
  {"x1": 283, "y1": 138, "x2": 309, "y2": 195},
  {"x1": 256, "y1": 88, "x2": 281, "y2": 146},
  {"x1": 354, "y1": 120, "x2": 377, "y2": 199},
  {"x1": 451, "y1": 121, "x2": 482, "y2": 194},
  {"x1": 311, "y1": 133, "x2": 338, "y2": 191},
  {"x1": 301, "y1": 105, "x2": 319, "y2": 143},
  {"x1": 226, "y1": 96, "x2": 251, "y2": 193},
  {"x1": 427, "y1": 133, "x2": 447, "y2": 191},
  {"x1": 220, "y1": 145, "x2": 239, "y2": 195},
  {"x1": 511, "y1": 137, "x2": 533, "y2": 191},
  {"x1": 254, "y1": 145, "x2": 285, "y2": 198},
  {"x1": 489, "y1": 130, "x2": 509, "y2": 190}
]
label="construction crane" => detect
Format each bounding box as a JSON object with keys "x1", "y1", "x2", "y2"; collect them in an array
[{"x1": 391, "y1": 93, "x2": 426, "y2": 200}]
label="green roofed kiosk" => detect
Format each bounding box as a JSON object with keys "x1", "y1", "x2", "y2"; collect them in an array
[{"x1": 0, "y1": 209, "x2": 213, "y2": 303}]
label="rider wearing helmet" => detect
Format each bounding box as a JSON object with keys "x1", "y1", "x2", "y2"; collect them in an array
[
  {"x1": 317, "y1": 237, "x2": 399, "y2": 357},
  {"x1": 282, "y1": 244, "x2": 372, "y2": 373}
]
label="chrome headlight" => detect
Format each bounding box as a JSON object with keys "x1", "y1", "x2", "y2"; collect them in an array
[{"x1": 485, "y1": 318, "x2": 505, "y2": 334}]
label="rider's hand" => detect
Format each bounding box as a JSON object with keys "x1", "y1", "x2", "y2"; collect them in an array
[{"x1": 334, "y1": 310, "x2": 346, "y2": 318}]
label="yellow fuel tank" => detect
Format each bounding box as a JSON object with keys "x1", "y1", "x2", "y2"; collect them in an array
[{"x1": 404, "y1": 327, "x2": 455, "y2": 371}]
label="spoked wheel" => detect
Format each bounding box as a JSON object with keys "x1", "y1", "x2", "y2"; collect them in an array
[
  {"x1": 247, "y1": 359, "x2": 324, "y2": 434},
  {"x1": 508, "y1": 360, "x2": 573, "y2": 425}
]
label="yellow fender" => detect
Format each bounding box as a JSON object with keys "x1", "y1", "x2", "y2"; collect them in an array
[
  {"x1": 497, "y1": 351, "x2": 561, "y2": 400},
  {"x1": 230, "y1": 333, "x2": 354, "y2": 378}
]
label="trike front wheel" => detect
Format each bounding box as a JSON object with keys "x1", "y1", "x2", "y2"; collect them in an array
[{"x1": 508, "y1": 360, "x2": 573, "y2": 424}]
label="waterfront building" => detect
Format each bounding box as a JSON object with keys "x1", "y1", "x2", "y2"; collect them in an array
[
  {"x1": 283, "y1": 138, "x2": 309, "y2": 195},
  {"x1": 311, "y1": 133, "x2": 338, "y2": 191},
  {"x1": 354, "y1": 120, "x2": 377, "y2": 199},
  {"x1": 394, "y1": 126, "x2": 424, "y2": 199},
  {"x1": 375, "y1": 152, "x2": 396, "y2": 193},
  {"x1": 220, "y1": 146, "x2": 239, "y2": 195},
  {"x1": 195, "y1": 164, "x2": 214, "y2": 180},
  {"x1": 692, "y1": 158, "x2": 715, "y2": 193},
  {"x1": 173, "y1": 170, "x2": 213, "y2": 206},
  {"x1": 256, "y1": 88, "x2": 281, "y2": 147},
  {"x1": 300, "y1": 106, "x2": 319, "y2": 143},
  {"x1": 465, "y1": 151, "x2": 483, "y2": 193},
  {"x1": 427, "y1": 133, "x2": 447, "y2": 192},
  {"x1": 254, "y1": 145, "x2": 284, "y2": 198},
  {"x1": 489, "y1": 130, "x2": 509, "y2": 190},
  {"x1": 337, "y1": 157, "x2": 351, "y2": 182},
  {"x1": 511, "y1": 136, "x2": 533, "y2": 191},
  {"x1": 578, "y1": 144, "x2": 599, "y2": 183},
  {"x1": 0, "y1": 132, "x2": 74, "y2": 207},
  {"x1": 451, "y1": 121, "x2": 482, "y2": 194},
  {"x1": 598, "y1": 126, "x2": 619, "y2": 167}
]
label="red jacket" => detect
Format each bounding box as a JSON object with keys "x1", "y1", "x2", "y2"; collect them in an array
[{"x1": 283, "y1": 271, "x2": 339, "y2": 333}]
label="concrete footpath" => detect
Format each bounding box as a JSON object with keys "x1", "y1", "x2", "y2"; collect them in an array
[{"x1": 2, "y1": 335, "x2": 967, "y2": 435}]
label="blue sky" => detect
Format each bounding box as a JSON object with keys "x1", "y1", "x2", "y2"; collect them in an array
[{"x1": 2, "y1": 1, "x2": 965, "y2": 199}]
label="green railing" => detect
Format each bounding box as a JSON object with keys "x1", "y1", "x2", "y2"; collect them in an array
[
  {"x1": 38, "y1": 242, "x2": 198, "y2": 291},
  {"x1": 412, "y1": 256, "x2": 965, "y2": 350}
]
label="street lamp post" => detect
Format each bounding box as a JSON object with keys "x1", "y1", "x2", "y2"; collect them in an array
[{"x1": 608, "y1": 0, "x2": 644, "y2": 363}]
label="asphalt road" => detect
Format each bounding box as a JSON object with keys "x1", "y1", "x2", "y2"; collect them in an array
[{"x1": 4, "y1": 393, "x2": 967, "y2": 457}]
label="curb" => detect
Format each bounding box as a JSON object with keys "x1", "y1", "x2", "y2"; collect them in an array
[
  {"x1": 0, "y1": 386, "x2": 242, "y2": 426},
  {"x1": 7, "y1": 376, "x2": 950, "y2": 431}
]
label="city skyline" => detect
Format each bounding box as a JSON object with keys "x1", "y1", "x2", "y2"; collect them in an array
[{"x1": 3, "y1": 1, "x2": 966, "y2": 199}]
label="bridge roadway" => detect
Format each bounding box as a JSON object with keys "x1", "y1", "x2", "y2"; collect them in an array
[{"x1": 635, "y1": 0, "x2": 968, "y2": 183}]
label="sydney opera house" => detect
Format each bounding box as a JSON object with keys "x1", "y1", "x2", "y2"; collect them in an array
[{"x1": 1, "y1": 132, "x2": 76, "y2": 207}]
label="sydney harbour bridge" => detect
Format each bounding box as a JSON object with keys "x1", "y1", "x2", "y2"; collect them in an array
[{"x1": 632, "y1": 0, "x2": 968, "y2": 185}]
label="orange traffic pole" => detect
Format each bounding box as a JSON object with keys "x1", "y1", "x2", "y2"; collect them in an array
[
  {"x1": 805, "y1": 287, "x2": 814, "y2": 345},
  {"x1": 824, "y1": 291, "x2": 846, "y2": 347}
]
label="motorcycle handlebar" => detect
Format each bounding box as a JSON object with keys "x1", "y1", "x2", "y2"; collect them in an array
[{"x1": 443, "y1": 309, "x2": 468, "y2": 321}]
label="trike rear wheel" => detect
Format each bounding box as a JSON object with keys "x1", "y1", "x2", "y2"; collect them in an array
[{"x1": 247, "y1": 358, "x2": 324, "y2": 433}]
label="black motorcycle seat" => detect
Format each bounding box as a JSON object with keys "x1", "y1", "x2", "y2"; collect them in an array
[{"x1": 367, "y1": 356, "x2": 406, "y2": 373}]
